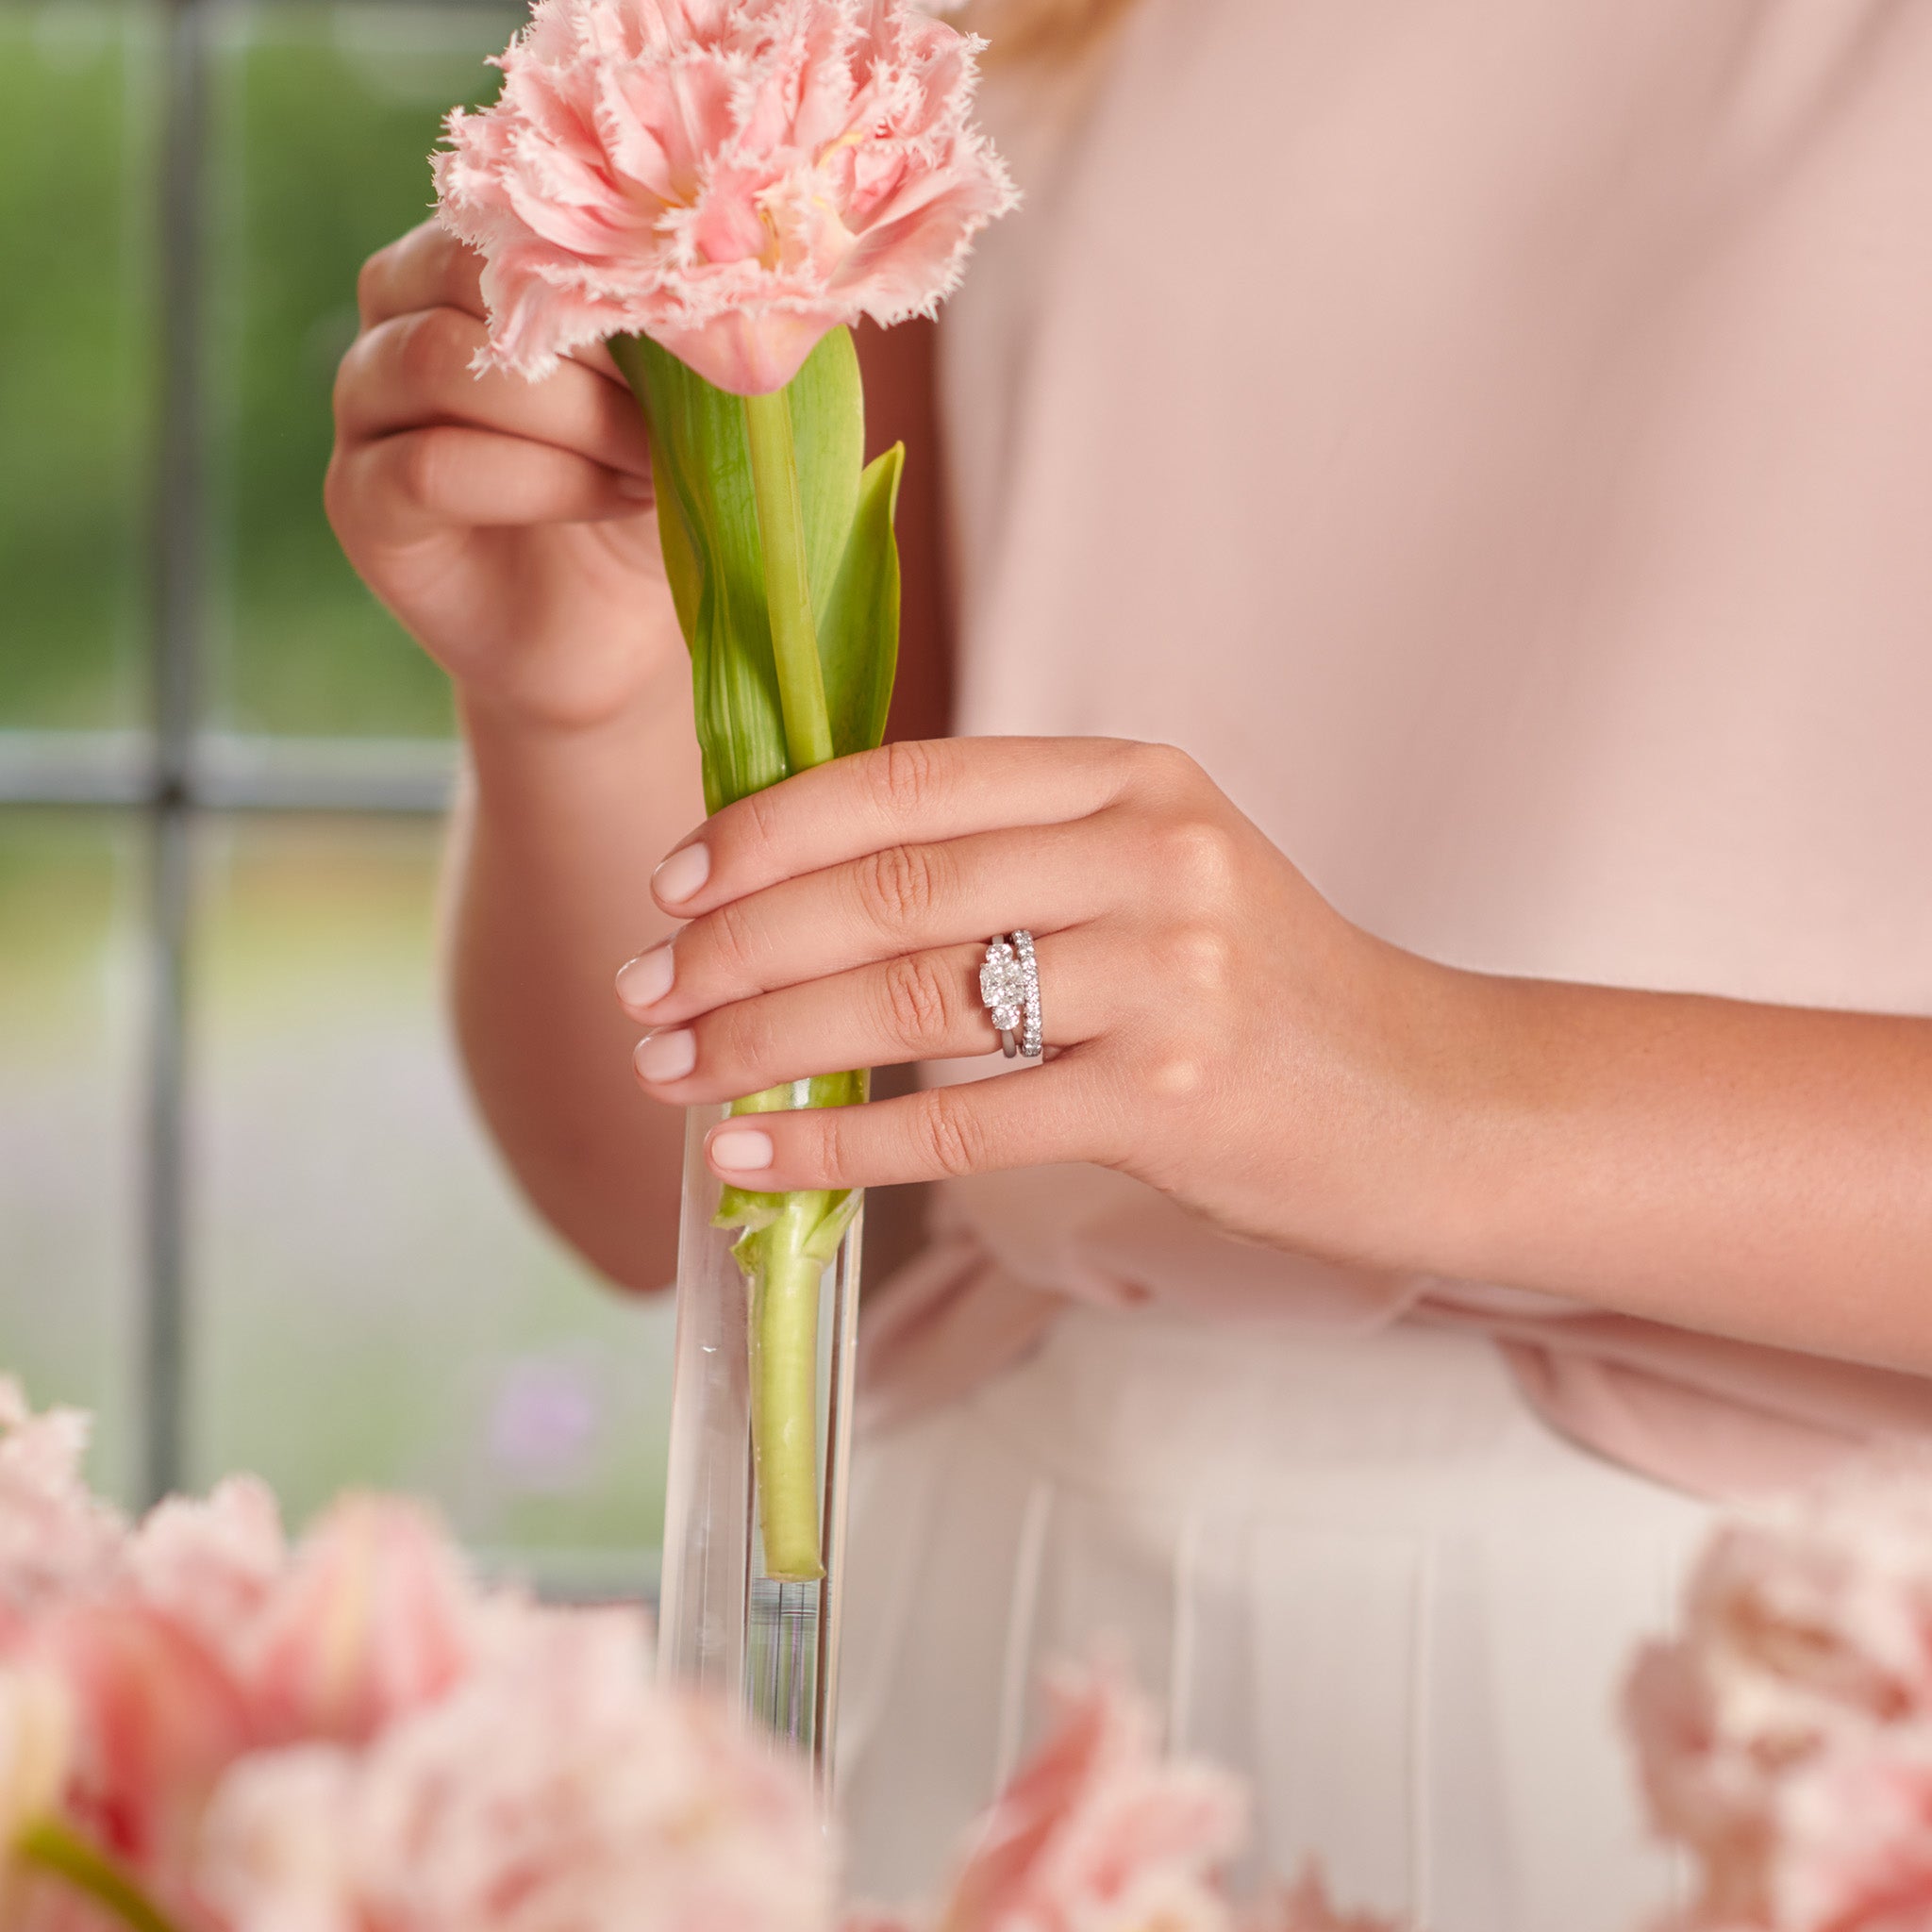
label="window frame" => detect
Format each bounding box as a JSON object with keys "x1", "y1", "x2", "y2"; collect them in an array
[{"x1": 1, "y1": 0, "x2": 465, "y2": 1511}]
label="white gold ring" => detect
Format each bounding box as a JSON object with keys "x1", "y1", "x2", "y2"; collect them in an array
[
  {"x1": 1012, "y1": 929, "x2": 1043, "y2": 1058},
  {"x1": 980, "y1": 933, "x2": 1044, "y2": 1059},
  {"x1": 979, "y1": 937, "x2": 1024, "y2": 1058}
]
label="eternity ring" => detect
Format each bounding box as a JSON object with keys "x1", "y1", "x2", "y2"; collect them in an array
[{"x1": 978, "y1": 933, "x2": 1044, "y2": 1059}]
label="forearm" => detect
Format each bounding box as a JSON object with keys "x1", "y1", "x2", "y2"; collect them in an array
[
  {"x1": 446, "y1": 665, "x2": 705, "y2": 1291},
  {"x1": 1420, "y1": 969, "x2": 1932, "y2": 1369}
]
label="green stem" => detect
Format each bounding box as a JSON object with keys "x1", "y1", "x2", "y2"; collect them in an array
[
  {"x1": 15, "y1": 1819, "x2": 187, "y2": 1932},
  {"x1": 748, "y1": 1192, "x2": 833, "y2": 1582},
  {"x1": 739, "y1": 384, "x2": 841, "y2": 1586},
  {"x1": 742, "y1": 387, "x2": 836, "y2": 774}
]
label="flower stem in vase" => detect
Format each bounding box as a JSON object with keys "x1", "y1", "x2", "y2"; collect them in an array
[{"x1": 615, "y1": 326, "x2": 901, "y2": 1770}]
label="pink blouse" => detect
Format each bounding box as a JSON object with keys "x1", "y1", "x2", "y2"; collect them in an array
[{"x1": 859, "y1": 0, "x2": 1932, "y2": 1499}]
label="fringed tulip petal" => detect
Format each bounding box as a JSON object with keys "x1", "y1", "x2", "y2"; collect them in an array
[{"x1": 434, "y1": 0, "x2": 1016, "y2": 393}]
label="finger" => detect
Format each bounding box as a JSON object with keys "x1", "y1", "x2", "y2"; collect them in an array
[
  {"x1": 358, "y1": 221, "x2": 486, "y2": 328},
  {"x1": 630, "y1": 927, "x2": 1107, "y2": 1104},
  {"x1": 336, "y1": 308, "x2": 653, "y2": 484},
  {"x1": 650, "y1": 738, "x2": 1160, "y2": 917},
  {"x1": 701, "y1": 1057, "x2": 1115, "y2": 1191},
  {"x1": 626, "y1": 816, "x2": 1126, "y2": 1026},
  {"x1": 337, "y1": 426, "x2": 651, "y2": 537},
  {"x1": 356, "y1": 222, "x2": 626, "y2": 383}
]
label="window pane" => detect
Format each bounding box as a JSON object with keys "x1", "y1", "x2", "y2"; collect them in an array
[
  {"x1": 204, "y1": 2, "x2": 514, "y2": 740},
  {"x1": 189, "y1": 817, "x2": 672, "y2": 1588},
  {"x1": 0, "y1": 811, "x2": 143, "y2": 1501},
  {"x1": 0, "y1": 2, "x2": 156, "y2": 728}
]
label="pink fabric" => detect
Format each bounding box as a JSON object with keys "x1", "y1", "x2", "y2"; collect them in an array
[{"x1": 858, "y1": 0, "x2": 1932, "y2": 1497}]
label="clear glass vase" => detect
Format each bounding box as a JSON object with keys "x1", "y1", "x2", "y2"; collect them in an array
[{"x1": 656, "y1": 1098, "x2": 864, "y2": 1788}]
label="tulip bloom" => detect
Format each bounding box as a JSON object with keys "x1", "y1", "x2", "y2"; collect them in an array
[{"x1": 435, "y1": 0, "x2": 1015, "y2": 396}]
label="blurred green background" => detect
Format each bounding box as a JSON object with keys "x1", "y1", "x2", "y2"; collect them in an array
[{"x1": 0, "y1": 0, "x2": 675, "y2": 1591}]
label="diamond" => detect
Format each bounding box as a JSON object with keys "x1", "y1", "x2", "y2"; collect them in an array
[{"x1": 979, "y1": 949, "x2": 1024, "y2": 1013}]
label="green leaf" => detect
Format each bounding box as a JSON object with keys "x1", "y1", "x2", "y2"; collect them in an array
[
  {"x1": 822, "y1": 441, "x2": 905, "y2": 758},
  {"x1": 610, "y1": 328, "x2": 892, "y2": 811}
]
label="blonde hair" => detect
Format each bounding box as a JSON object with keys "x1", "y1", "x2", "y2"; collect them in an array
[{"x1": 968, "y1": 0, "x2": 1137, "y2": 64}]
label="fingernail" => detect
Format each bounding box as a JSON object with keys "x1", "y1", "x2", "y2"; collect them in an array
[
  {"x1": 653, "y1": 842, "x2": 710, "y2": 907},
  {"x1": 709, "y1": 1127, "x2": 774, "y2": 1174},
  {"x1": 615, "y1": 943, "x2": 675, "y2": 1008},
  {"x1": 616, "y1": 471, "x2": 654, "y2": 500},
  {"x1": 634, "y1": 1027, "x2": 696, "y2": 1083}
]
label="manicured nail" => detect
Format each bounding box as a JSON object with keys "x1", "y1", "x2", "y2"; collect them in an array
[
  {"x1": 634, "y1": 1028, "x2": 696, "y2": 1083},
  {"x1": 709, "y1": 1127, "x2": 774, "y2": 1173},
  {"x1": 615, "y1": 470, "x2": 654, "y2": 500},
  {"x1": 615, "y1": 943, "x2": 675, "y2": 1008},
  {"x1": 653, "y1": 842, "x2": 710, "y2": 907}
]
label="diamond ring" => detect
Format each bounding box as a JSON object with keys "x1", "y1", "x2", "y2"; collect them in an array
[
  {"x1": 979, "y1": 933, "x2": 1044, "y2": 1060},
  {"x1": 979, "y1": 937, "x2": 1024, "y2": 1058},
  {"x1": 1012, "y1": 929, "x2": 1042, "y2": 1058}
]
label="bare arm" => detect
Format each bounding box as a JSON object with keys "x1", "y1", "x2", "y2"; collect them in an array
[
  {"x1": 1425, "y1": 972, "x2": 1932, "y2": 1368},
  {"x1": 612, "y1": 735, "x2": 1932, "y2": 1373}
]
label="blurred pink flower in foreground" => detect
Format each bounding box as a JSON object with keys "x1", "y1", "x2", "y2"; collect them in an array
[
  {"x1": 0, "y1": 1379, "x2": 1394, "y2": 1932},
  {"x1": 433, "y1": 0, "x2": 1017, "y2": 394},
  {"x1": 247, "y1": 1494, "x2": 477, "y2": 1745},
  {"x1": 205, "y1": 1606, "x2": 832, "y2": 1932},
  {"x1": 0, "y1": 1384, "x2": 124, "y2": 1640},
  {"x1": 937, "y1": 1658, "x2": 1248, "y2": 1932},
  {"x1": 1627, "y1": 1460, "x2": 1932, "y2": 1930}
]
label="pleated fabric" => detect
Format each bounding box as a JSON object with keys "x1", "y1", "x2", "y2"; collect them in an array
[{"x1": 839, "y1": 1312, "x2": 1711, "y2": 1930}]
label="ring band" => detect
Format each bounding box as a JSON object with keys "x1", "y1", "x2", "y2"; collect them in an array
[
  {"x1": 1012, "y1": 929, "x2": 1043, "y2": 1058},
  {"x1": 979, "y1": 934, "x2": 1043, "y2": 1059}
]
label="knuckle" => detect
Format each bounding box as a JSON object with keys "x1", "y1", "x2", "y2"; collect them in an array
[
  {"x1": 392, "y1": 429, "x2": 452, "y2": 509},
  {"x1": 355, "y1": 244, "x2": 392, "y2": 324},
  {"x1": 1159, "y1": 816, "x2": 1241, "y2": 904},
  {"x1": 1161, "y1": 922, "x2": 1235, "y2": 1001},
  {"x1": 393, "y1": 304, "x2": 471, "y2": 395},
  {"x1": 1129, "y1": 740, "x2": 1203, "y2": 798},
  {"x1": 800, "y1": 1103, "x2": 852, "y2": 1184},
  {"x1": 869, "y1": 740, "x2": 941, "y2": 825},
  {"x1": 738, "y1": 783, "x2": 785, "y2": 857},
  {"x1": 877, "y1": 952, "x2": 957, "y2": 1053},
  {"x1": 1142, "y1": 1049, "x2": 1208, "y2": 1103},
  {"x1": 705, "y1": 896, "x2": 766, "y2": 981},
  {"x1": 855, "y1": 842, "x2": 941, "y2": 935},
  {"x1": 716, "y1": 997, "x2": 778, "y2": 1078},
  {"x1": 917, "y1": 1089, "x2": 986, "y2": 1179}
]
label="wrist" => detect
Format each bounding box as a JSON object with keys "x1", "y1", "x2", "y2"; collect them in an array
[
  {"x1": 455, "y1": 654, "x2": 707, "y2": 884},
  {"x1": 1353, "y1": 944, "x2": 1523, "y2": 1281},
  {"x1": 458, "y1": 654, "x2": 689, "y2": 790}
]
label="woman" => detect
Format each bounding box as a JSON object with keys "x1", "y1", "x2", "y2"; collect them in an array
[{"x1": 326, "y1": 2, "x2": 1932, "y2": 1923}]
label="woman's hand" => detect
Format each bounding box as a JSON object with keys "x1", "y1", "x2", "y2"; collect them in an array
[
  {"x1": 614, "y1": 736, "x2": 1463, "y2": 1268},
  {"x1": 326, "y1": 220, "x2": 682, "y2": 731}
]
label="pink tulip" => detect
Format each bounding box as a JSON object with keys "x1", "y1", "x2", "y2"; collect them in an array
[
  {"x1": 130, "y1": 1477, "x2": 286, "y2": 1671},
  {"x1": 1627, "y1": 1460, "x2": 1932, "y2": 1930},
  {"x1": 246, "y1": 1495, "x2": 477, "y2": 1746},
  {"x1": 203, "y1": 1605, "x2": 834, "y2": 1932},
  {"x1": 939, "y1": 1661, "x2": 1247, "y2": 1932},
  {"x1": 433, "y1": 0, "x2": 1016, "y2": 394},
  {"x1": 1773, "y1": 1738, "x2": 1932, "y2": 1932},
  {"x1": 41, "y1": 1599, "x2": 256, "y2": 1891},
  {"x1": 0, "y1": 1383, "x2": 125, "y2": 1644},
  {"x1": 0, "y1": 1668, "x2": 75, "y2": 1917}
]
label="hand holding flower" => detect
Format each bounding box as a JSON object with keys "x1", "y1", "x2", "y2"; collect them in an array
[
  {"x1": 326, "y1": 222, "x2": 679, "y2": 736},
  {"x1": 618, "y1": 736, "x2": 1456, "y2": 1268}
]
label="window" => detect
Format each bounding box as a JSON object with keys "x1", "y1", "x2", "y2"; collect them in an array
[{"x1": 0, "y1": 0, "x2": 674, "y2": 1596}]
